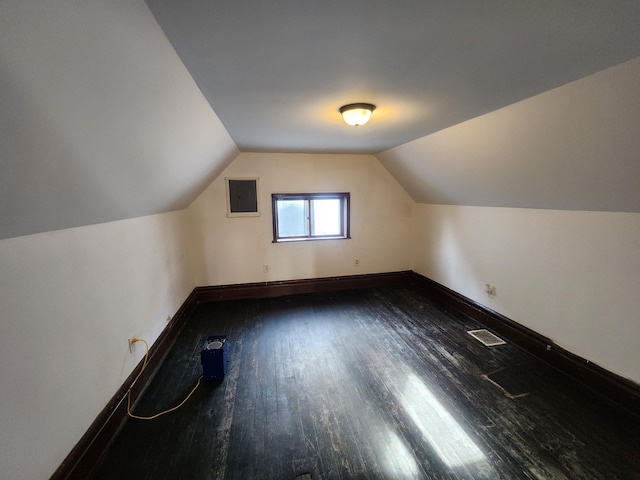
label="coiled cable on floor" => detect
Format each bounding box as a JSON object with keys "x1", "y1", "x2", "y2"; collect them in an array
[{"x1": 126, "y1": 338, "x2": 202, "y2": 420}]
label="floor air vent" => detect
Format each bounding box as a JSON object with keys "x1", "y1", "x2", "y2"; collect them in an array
[{"x1": 467, "y1": 329, "x2": 506, "y2": 347}]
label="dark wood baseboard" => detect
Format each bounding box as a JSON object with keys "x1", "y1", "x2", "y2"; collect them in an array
[
  {"x1": 194, "y1": 271, "x2": 415, "y2": 303},
  {"x1": 52, "y1": 270, "x2": 640, "y2": 479},
  {"x1": 410, "y1": 272, "x2": 640, "y2": 420},
  {"x1": 51, "y1": 272, "x2": 413, "y2": 480},
  {"x1": 50, "y1": 289, "x2": 199, "y2": 480}
]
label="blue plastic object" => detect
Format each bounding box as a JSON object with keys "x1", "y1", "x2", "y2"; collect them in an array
[{"x1": 201, "y1": 335, "x2": 228, "y2": 381}]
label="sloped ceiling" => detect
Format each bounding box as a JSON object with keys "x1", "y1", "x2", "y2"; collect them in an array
[
  {"x1": 378, "y1": 57, "x2": 640, "y2": 213},
  {"x1": 2, "y1": 1, "x2": 640, "y2": 240},
  {"x1": 0, "y1": 0, "x2": 238, "y2": 240},
  {"x1": 147, "y1": 0, "x2": 640, "y2": 154}
]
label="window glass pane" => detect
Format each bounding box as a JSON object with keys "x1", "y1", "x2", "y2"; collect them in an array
[
  {"x1": 276, "y1": 200, "x2": 307, "y2": 237},
  {"x1": 272, "y1": 192, "x2": 349, "y2": 242},
  {"x1": 311, "y1": 198, "x2": 341, "y2": 236}
]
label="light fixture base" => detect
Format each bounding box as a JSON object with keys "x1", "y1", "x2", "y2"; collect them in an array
[{"x1": 339, "y1": 103, "x2": 376, "y2": 126}]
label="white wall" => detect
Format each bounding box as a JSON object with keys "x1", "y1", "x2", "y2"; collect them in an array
[
  {"x1": 0, "y1": 211, "x2": 194, "y2": 480},
  {"x1": 413, "y1": 204, "x2": 640, "y2": 385},
  {"x1": 187, "y1": 152, "x2": 414, "y2": 286},
  {"x1": 377, "y1": 57, "x2": 640, "y2": 386}
]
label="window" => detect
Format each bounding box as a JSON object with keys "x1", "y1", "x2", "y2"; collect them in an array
[{"x1": 272, "y1": 192, "x2": 350, "y2": 242}]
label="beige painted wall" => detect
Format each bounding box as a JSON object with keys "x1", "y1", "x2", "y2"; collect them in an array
[
  {"x1": 187, "y1": 152, "x2": 414, "y2": 286},
  {"x1": 378, "y1": 58, "x2": 640, "y2": 386},
  {"x1": 1, "y1": 49, "x2": 637, "y2": 480},
  {"x1": 412, "y1": 204, "x2": 640, "y2": 384},
  {"x1": 0, "y1": 211, "x2": 194, "y2": 480}
]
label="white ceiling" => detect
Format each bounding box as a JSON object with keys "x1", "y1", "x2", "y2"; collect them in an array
[
  {"x1": 378, "y1": 57, "x2": 640, "y2": 212},
  {"x1": 0, "y1": 0, "x2": 238, "y2": 240},
  {"x1": 147, "y1": 0, "x2": 640, "y2": 153},
  {"x1": 1, "y1": 0, "x2": 640, "y2": 240}
]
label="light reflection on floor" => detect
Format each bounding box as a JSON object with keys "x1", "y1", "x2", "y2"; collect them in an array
[
  {"x1": 401, "y1": 373, "x2": 486, "y2": 468},
  {"x1": 373, "y1": 427, "x2": 421, "y2": 478},
  {"x1": 364, "y1": 361, "x2": 487, "y2": 476},
  {"x1": 291, "y1": 314, "x2": 488, "y2": 477}
]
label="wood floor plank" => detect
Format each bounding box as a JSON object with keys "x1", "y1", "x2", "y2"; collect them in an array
[{"x1": 90, "y1": 286, "x2": 640, "y2": 479}]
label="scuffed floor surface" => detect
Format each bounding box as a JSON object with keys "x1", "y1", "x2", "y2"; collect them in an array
[{"x1": 91, "y1": 286, "x2": 640, "y2": 479}]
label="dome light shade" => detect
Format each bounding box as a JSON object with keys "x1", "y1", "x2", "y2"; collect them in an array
[{"x1": 339, "y1": 103, "x2": 376, "y2": 126}]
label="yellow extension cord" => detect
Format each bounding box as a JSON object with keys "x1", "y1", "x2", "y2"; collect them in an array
[{"x1": 126, "y1": 338, "x2": 202, "y2": 420}]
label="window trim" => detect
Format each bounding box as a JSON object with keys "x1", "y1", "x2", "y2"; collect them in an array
[{"x1": 272, "y1": 192, "x2": 351, "y2": 243}]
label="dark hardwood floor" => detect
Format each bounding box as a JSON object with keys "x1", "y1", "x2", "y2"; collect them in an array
[{"x1": 90, "y1": 286, "x2": 640, "y2": 479}]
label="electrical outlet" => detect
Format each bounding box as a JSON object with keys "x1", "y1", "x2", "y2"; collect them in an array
[
  {"x1": 354, "y1": 259, "x2": 360, "y2": 267},
  {"x1": 263, "y1": 264, "x2": 270, "y2": 273},
  {"x1": 128, "y1": 338, "x2": 135, "y2": 353}
]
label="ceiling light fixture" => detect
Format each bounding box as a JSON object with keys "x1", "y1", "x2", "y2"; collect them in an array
[{"x1": 339, "y1": 103, "x2": 376, "y2": 126}]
